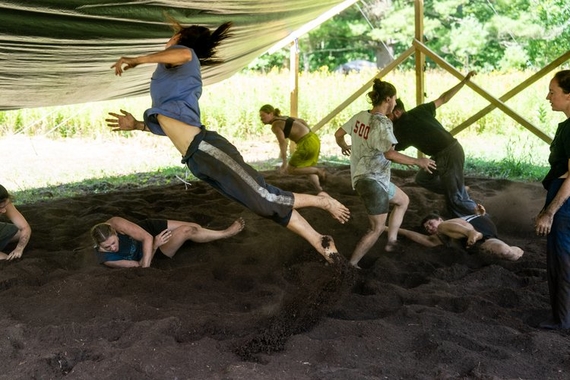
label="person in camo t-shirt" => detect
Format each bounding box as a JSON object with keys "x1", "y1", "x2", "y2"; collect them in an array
[{"x1": 335, "y1": 79, "x2": 436, "y2": 268}]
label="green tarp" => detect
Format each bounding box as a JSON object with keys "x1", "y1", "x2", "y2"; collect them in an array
[{"x1": 0, "y1": 1, "x2": 352, "y2": 110}]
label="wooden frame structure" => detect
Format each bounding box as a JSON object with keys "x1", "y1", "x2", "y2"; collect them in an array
[{"x1": 288, "y1": 0, "x2": 570, "y2": 146}]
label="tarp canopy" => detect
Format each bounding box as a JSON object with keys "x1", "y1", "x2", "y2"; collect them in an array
[{"x1": 0, "y1": 0, "x2": 355, "y2": 111}]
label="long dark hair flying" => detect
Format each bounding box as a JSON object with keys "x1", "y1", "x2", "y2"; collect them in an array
[{"x1": 167, "y1": 18, "x2": 232, "y2": 66}]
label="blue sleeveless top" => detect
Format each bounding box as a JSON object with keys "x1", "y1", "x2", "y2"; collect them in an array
[{"x1": 144, "y1": 46, "x2": 203, "y2": 135}]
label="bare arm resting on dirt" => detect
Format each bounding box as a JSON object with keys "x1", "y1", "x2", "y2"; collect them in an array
[
  {"x1": 0, "y1": 199, "x2": 31, "y2": 261},
  {"x1": 397, "y1": 227, "x2": 442, "y2": 247}
]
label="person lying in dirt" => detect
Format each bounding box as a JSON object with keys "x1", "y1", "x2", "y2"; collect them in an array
[
  {"x1": 397, "y1": 206, "x2": 523, "y2": 261},
  {"x1": 90, "y1": 216, "x2": 245, "y2": 268}
]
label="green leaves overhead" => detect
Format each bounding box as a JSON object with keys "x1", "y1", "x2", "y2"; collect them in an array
[{"x1": 257, "y1": 0, "x2": 569, "y2": 72}]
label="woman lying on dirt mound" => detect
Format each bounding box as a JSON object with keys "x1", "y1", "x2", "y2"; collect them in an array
[
  {"x1": 91, "y1": 216, "x2": 245, "y2": 268},
  {"x1": 397, "y1": 205, "x2": 523, "y2": 261}
]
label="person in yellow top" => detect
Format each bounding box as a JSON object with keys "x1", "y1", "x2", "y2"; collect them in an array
[{"x1": 259, "y1": 104, "x2": 326, "y2": 193}]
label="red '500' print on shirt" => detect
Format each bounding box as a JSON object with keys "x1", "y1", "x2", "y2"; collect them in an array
[{"x1": 353, "y1": 120, "x2": 370, "y2": 139}]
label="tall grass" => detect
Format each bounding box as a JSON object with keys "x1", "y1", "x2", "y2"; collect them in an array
[
  {"x1": 0, "y1": 69, "x2": 561, "y2": 200},
  {"x1": 0, "y1": 69, "x2": 561, "y2": 140}
]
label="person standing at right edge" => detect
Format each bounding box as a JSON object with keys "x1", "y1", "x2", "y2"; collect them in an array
[
  {"x1": 536, "y1": 69, "x2": 570, "y2": 330},
  {"x1": 389, "y1": 71, "x2": 479, "y2": 217}
]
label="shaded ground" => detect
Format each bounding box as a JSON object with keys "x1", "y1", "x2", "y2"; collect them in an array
[{"x1": 1, "y1": 166, "x2": 568, "y2": 380}]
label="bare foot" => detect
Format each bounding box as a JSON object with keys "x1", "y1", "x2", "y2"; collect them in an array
[
  {"x1": 319, "y1": 194, "x2": 350, "y2": 223},
  {"x1": 226, "y1": 217, "x2": 245, "y2": 237},
  {"x1": 466, "y1": 230, "x2": 483, "y2": 247},
  {"x1": 504, "y1": 247, "x2": 524, "y2": 261},
  {"x1": 350, "y1": 263, "x2": 362, "y2": 270},
  {"x1": 321, "y1": 235, "x2": 340, "y2": 264},
  {"x1": 385, "y1": 240, "x2": 402, "y2": 253},
  {"x1": 474, "y1": 203, "x2": 486, "y2": 216}
]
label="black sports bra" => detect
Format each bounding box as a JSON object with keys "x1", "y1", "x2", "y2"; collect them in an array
[{"x1": 283, "y1": 117, "x2": 295, "y2": 139}]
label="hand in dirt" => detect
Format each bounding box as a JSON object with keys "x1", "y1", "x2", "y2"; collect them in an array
[{"x1": 6, "y1": 248, "x2": 23, "y2": 261}]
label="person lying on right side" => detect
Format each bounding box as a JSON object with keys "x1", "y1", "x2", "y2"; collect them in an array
[{"x1": 397, "y1": 205, "x2": 523, "y2": 261}]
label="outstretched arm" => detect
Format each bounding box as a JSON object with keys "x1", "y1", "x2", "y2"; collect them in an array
[
  {"x1": 433, "y1": 71, "x2": 476, "y2": 109},
  {"x1": 398, "y1": 227, "x2": 442, "y2": 247},
  {"x1": 111, "y1": 47, "x2": 192, "y2": 76},
  {"x1": 106, "y1": 109, "x2": 147, "y2": 132},
  {"x1": 384, "y1": 147, "x2": 436, "y2": 173}
]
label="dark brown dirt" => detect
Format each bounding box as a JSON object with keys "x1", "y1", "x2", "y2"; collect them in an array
[{"x1": 1, "y1": 167, "x2": 567, "y2": 380}]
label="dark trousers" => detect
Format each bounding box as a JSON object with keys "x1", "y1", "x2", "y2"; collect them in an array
[
  {"x1": 546, "y1": 178, "x2": 570, "y2": 328},
  {"x1": 415, "y1": 141, "x2": 477, "y2": 217},
  {"x1": 182, "y1": 129, "x2": 294, "y2": 226}
]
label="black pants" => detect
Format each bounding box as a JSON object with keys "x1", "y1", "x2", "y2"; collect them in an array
[
  {"x1": 416, "y1": 141, "x2": 477, "y2": 217},
  {"x1": 546, "y1": 178, "x2": 570, "y2": 328},
  {"x1": 182, "y1": 129, "x2": 294, "y2": 226}
]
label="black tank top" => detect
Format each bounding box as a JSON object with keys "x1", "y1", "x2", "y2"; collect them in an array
[{"x1": 283, "y1": 117, "x2": 295, "y2": 139}]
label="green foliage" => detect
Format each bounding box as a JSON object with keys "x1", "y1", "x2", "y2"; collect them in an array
[
  {"x1": 465, "y1": 157, "x2": 547, "y2": 182},
  {"x1": 0, "y1": 70, "x2": 561, "y2": 142},
  {"x1": 9, "y1": 153, "x2": 547, "y2": 206},
  {"x1": 2, "y1": 69, "x2": 558, "y2": 202},
  {"x1": 247, "y1": 0, "x2": 569, "y2": 73}
]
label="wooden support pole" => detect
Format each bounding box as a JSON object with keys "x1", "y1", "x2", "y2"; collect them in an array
[
  {"x1": 290, "y1": 39, "x2": 300, "y2": 117},
  {"x1": 413, "y1": 39, "x2": 553, "y2": 144},
  {"x1": 312, "y1": 46, "x2": 415, "y2": 132},
  {"x1": 414, "y1": 0, "x2": 425, "y2": 108}
]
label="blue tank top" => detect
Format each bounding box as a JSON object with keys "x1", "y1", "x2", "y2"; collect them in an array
[{"x1": 144, "y1": 46, "x2": 203, "y2": 135}]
